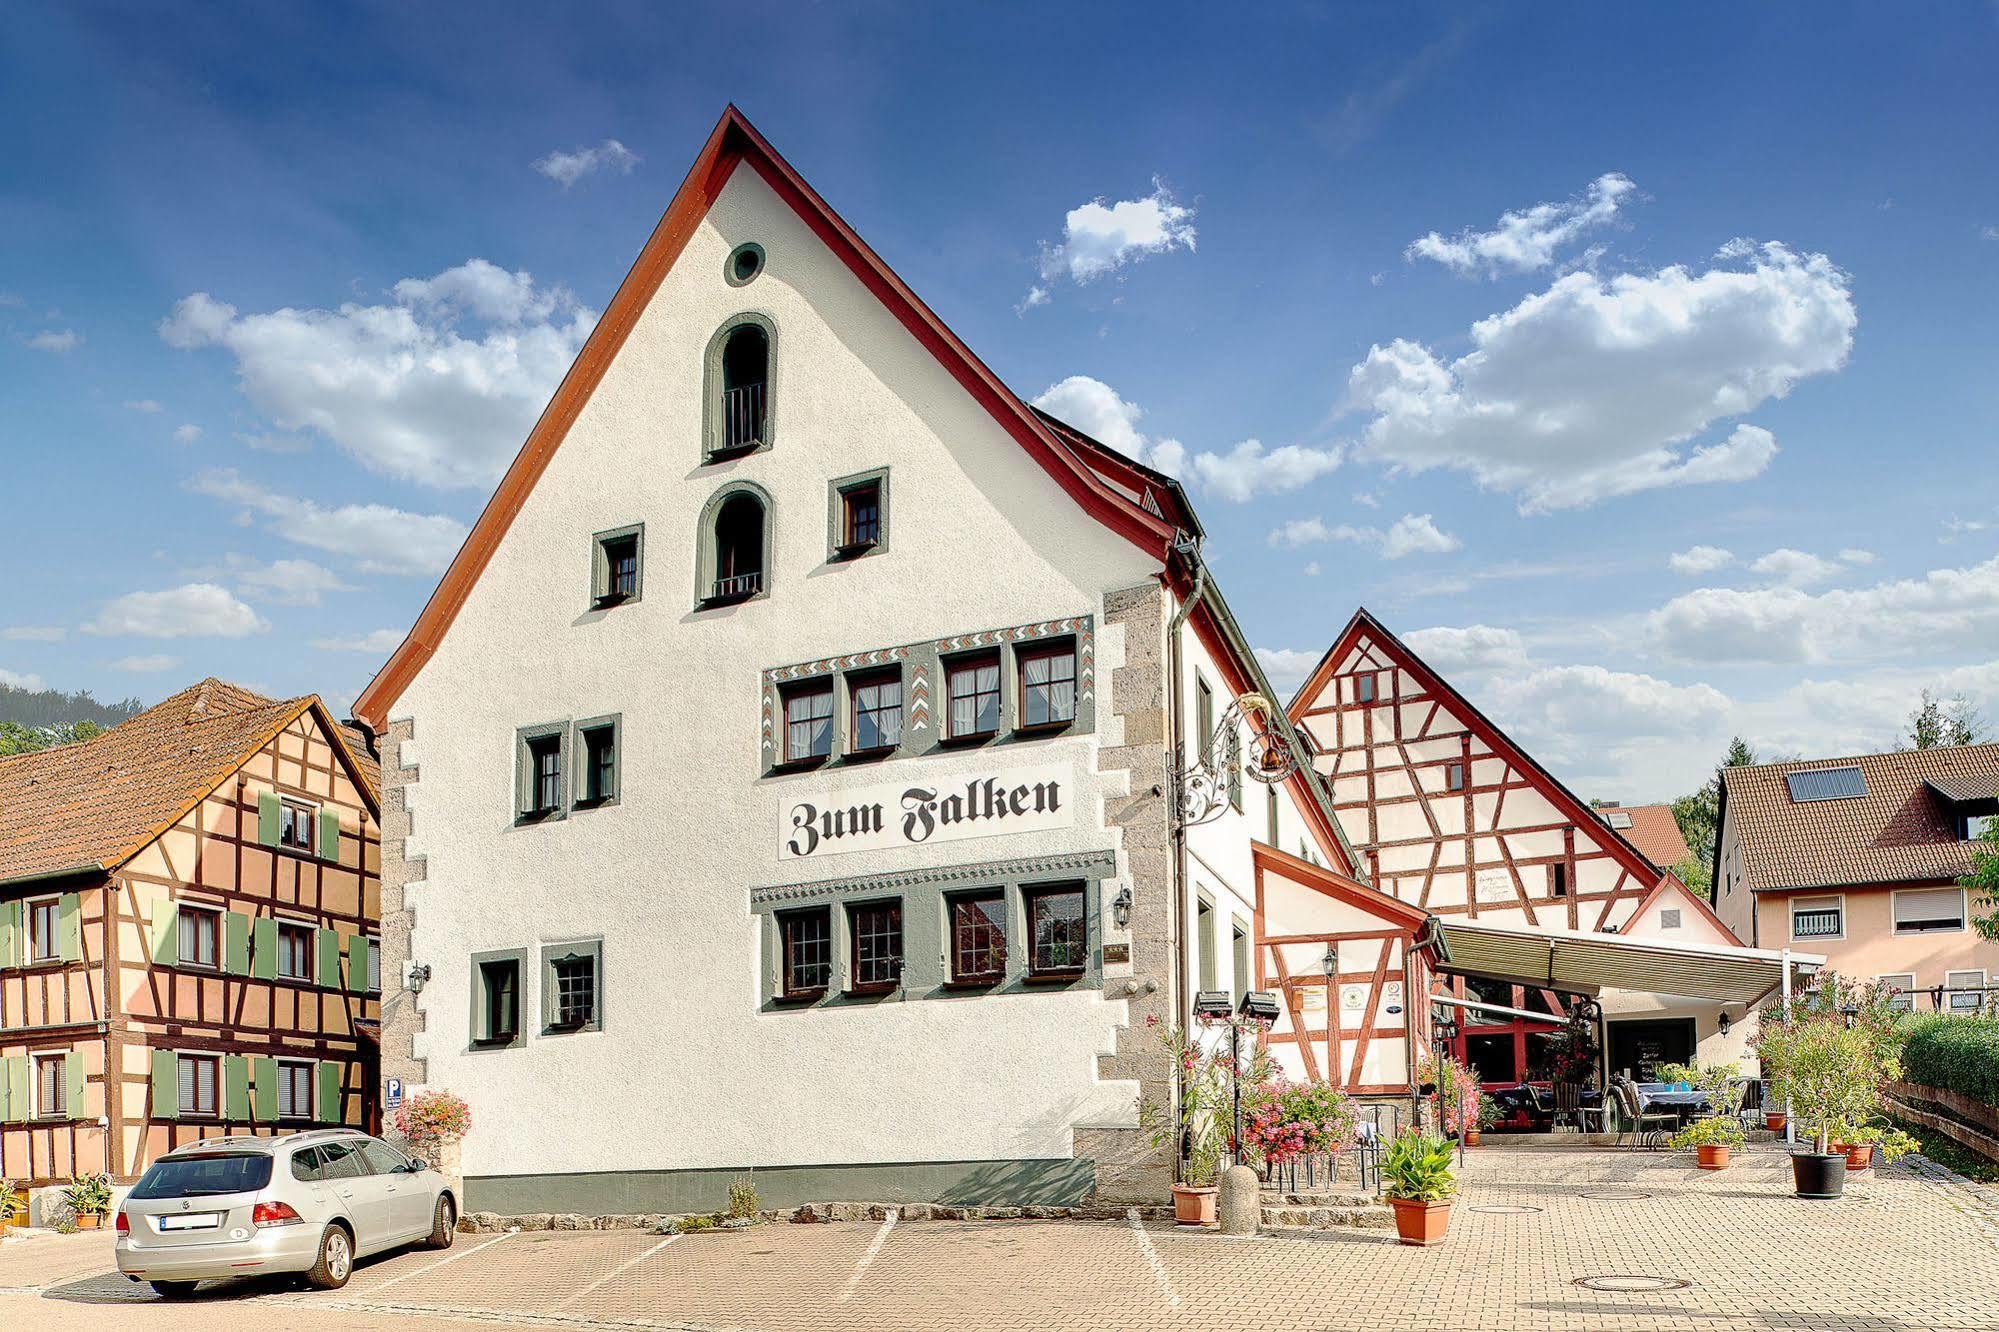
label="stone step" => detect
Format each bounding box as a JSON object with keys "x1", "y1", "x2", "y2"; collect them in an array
[
  {"x1": 1260, "y1": 1203, "x2": 1396, "y2": 1231},
  {"x1": 1259, "y1": 1190, "x2": 1378, "y2": 1209}
]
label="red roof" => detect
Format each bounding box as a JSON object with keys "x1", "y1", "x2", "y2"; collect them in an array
[{"x1": 1599, "y1": 804, "x2": 1692, "y2": 870}]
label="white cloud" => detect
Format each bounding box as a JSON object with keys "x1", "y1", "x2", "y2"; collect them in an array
[
  {"x1": 189, "y1": 469, "x2": 468, "y2": 576},
  {"x1": 1402, "y1": 624, "x2": 1532, "y2": 675},
  {"x1": 1749, "y1": 547, "x2": 1842, "y2": 587},
  {"x1": 1481, "y1": 665, "x2": 1731, "y2": 773},
  {"x1": 160, "y1": 260, "x2": 595, "y2": 490},
  {"x1": 1, "y1": 626, "x2": 65, "y2": 642},
  {"x1": 310, "y1": 628, "x2": 403, "y2": 654},
  {"x1": 1015, "y1": 286, "x2": 1050, "y2": 315},
  {"x1": 0, "y1": 668, "x2": 46, "y2": 690},
  {"x1": 1645, "y1": 550, "x2": 1999, "y2": 664},
  {"x1": 1274, "y1": 512, "x2": 1458, "y2": 558},
  {"x1": 1669, "y1": 545, "x2": 1734, "y2": 576},
  {"x1": 1982, "y1": 225, "x2": 1999, "y2": 242},
  {"x1": 1346, "y1": 241, "x2": 1854, "y2": 511},
  {"x1": 1030, "y1": 376, "x2": 1187, "y2": 475},
  {"x1": 1407, "y1": 172, "x2": 1637, "y2": 277},
  {"x1": 1352, "y1": 490, "x2": 1381, "y2": 509},
  {"x1": 173, "y1": 423, "x2": 202, "y2": 444},
  {"x1": 234, "y1": 558, "x2": 352, "y2": 606},
  {"x1": 27, "y1": 329, "x2": 81, "y2": 352},
  {"x1": 531, "y1": 139, "x2": 640, "y2": 188},
  {"x1": 1838, "y1": 548, "x2": 1876, "y2": 565},
  {"x1": 85, "y1": 584, "x2": 268, "y2": 639},
  {"x1": 1029, "y1": 180, "x2": 1195, "y2": 302},
  {"x1": 1187, "y1": 440, "x2": 1341, "y2": 503},
  {"x1": 1253, "y1": 647, "x2": 1324, "y2": 693},
  {"x1": 1303, "y1": 561, "x2": 1321, "y2": 577},
  {"x1": 110, "y1": 654, "x2": 180, "y2": 673},
  {"x1": 124, "y1": 399, "x2": 163, "y2": 413}
]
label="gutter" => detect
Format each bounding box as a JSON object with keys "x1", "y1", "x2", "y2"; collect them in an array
[
  {"x1": 1165, "y1": 534, "x2": 1206, "y2": 1037},
  {"x1": 0, "y1": 862, "x2": 105, "y2": 890}
]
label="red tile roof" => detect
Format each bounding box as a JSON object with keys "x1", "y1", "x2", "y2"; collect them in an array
[
  {"x1": 1600, "y1": 804, "x2": 1692, "y2": 870},
  {"x1": 0, "y1": 679, "x2": 376, "y2": 887},
  {"x1": 1721, "y1": 743, "x2": 1999, "y2": 893}
]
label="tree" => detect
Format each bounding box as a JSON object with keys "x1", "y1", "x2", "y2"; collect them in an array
[
  {"x1": 1966, "y1": 816, "x2": 1999, "y2": 942},
  {"x1": 1670, "y1": 736, "x2": 1756, "y2": 896},
  {"x1": 1903, "y1": 688, "x2": 1982, "y2": 750},
  {"x1": 0, "y1": 719, "x2": 106, "y2": 756}
]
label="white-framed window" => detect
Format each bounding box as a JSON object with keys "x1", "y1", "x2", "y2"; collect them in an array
[
  {"x1": 1946, "y1": 969, "x2": 1988, "y2": 1014},
  {"x1": 276, "y1": 1058, "x2": 315, "y2": 1120},
  {"x1": 1892, "y1": 887, "x2": 1966, "y2": 935},
  {"x1": 33, "y1": 1052, "x2": 66, "y2": 1119},
  {"x1": 1790, "y1": 895, "x2": 1843, "y2": 941},
  {"x1": 1878, "y1": 973, "x2": 1916, "y2": 1013},
  {"x1": 278, "y1": 798, "x2": 317, "y2": 851},
  {"x1": 26, "y1": 895, "x2": 60, "y2": 963}
]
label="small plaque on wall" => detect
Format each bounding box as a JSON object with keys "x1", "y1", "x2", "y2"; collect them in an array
[{"x1": 1102, "y1": 943, "x2": 1131, "y2": 964}]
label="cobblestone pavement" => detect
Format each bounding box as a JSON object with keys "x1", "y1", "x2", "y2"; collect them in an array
[{"x1": 3, "y1": 1146, "x2": 1997, "y2": 1331}]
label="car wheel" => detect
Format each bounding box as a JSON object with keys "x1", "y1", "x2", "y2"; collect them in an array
[
  {"x1": 148, "y1": 1280, "x2": 200, "y2": 1300},
  {"x1": 304, "y1": 1223, "x2": 354, "y2": 1290},
  {"x1": 424, "y1": 1195, "x2": 456, "y2": 1250}
]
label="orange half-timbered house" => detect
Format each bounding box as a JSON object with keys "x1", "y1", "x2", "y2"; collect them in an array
[{"x1": 0, "y1": 679, "x2": 381, "y2": 1210}]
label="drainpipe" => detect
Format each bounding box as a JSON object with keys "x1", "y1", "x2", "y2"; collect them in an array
[{"x1": 1165, "y1": 534, "x2": 1205, "y2": 1040}]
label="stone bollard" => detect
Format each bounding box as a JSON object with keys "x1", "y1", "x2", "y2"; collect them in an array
[{"x1": 1217, "y1": 1164, "x2": 1261, "y2": 1236}]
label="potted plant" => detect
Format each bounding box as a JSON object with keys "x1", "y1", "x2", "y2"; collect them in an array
[
  {"x1": 1381, "y1": 1132, "x2": 1456, "y2": 1246},
  {"x1": 1137, "y1": 1012, "x2": 1271, "y2": 1226},
  {"x1": 61, "y1": 1173, "x2": 113, "y2": 1231},
  {"x1": 392, "y1": 1088, "x2": 473, "y2": 1177},
  {"x1": 1240, "y1": 1078, "x2": 1356, "y2": 1169},
  {"x1": 1835, "y1": 1120, "x2": 1918, "y2": 1172},
  {"x1": 1, "y1": 1181, "x2": 25, "y2": 1230},
  {"x1": 1670, "y1": 1115, "x2": 1746, "y2": 1170},
  {"x1": 1764, "y1": 1108, "x2": 1788, "y2": 1133},
  {"x1": 1755, "y1": 986, "x2": 1904, "y2": 1200},
  {"x1": 1662, "y1": 1061, "x2": 1747, "y2": 1170}
]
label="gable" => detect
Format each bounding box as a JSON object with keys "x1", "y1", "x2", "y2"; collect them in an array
[
  {"x1": 1620, "y1": 874, "x2": 1742, "y2": 947},
  {"x1": 355, "y1": 107, "x2": 1173, "y2": 729}
]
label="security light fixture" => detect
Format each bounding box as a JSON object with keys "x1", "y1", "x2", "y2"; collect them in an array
[
  {"x1": 1112, "y1": 885, "x2": 1133, "y2": 929},
  {"x1": 1322, "y1": 944, "x2": 1338, "y2": 978},
  {"x1": 1717, "y1": 1011, "x2": 1733, "y2": 1037},
  {"x1": 1237, "y1": 991, "x2": 1281, "y2": 1023},
  {"x1": 1193, "y1": 990, "x2": 1233, "y2": 1020}
]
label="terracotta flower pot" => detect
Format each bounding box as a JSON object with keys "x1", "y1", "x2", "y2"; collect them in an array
[
  {"x1": 1464, "y1": 1129, "x2": 1481, "y2": 1147},
  {"x1": 1171, "y1": 1184, "x2": 1218, "y2": 1227},
  {"x1": 1844, "y1": 1143, "x2": 1874, "y2": 1171},
  {"x1": 1388, "y1": 1197, "x2": 1453, "y2": 1247},
  {"x1": 1765, "y1": 1113, "x2": 1787, "y2": 1132},
  {"x1": 74, "y1": 1213, "x2": 101, "y2": 1231},
  {"x1": 1696, "y1": 1144, "x2": 1731, "y2": 1171}
]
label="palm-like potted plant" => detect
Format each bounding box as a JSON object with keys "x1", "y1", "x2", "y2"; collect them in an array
[
  {"x1": 1755, "y1": 998, "x2": 1902, "y2": 1199},
  {"x1": 61, "y1": 1172, "x2": 114, "y2": 1230},
  {"x1": 1138, "y1": 1014, "x2": 1267, "y2": 1226},
  {"x1": 1381, "y1": 1131, "x2": 1457, "y2": 1246}
]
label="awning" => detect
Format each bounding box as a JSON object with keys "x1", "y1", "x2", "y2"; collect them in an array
[{"x1": 1432, "y1": 919, "x2": 1823, "y2": 1006}]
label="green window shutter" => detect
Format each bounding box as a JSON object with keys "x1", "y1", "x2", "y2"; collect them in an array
[
  {"x1": 58, "y1": 893, "x2": 83, "y2": 963},
  {"x1": 250, "y1": 918, "x2": 277, "y2": 981},
  {"x1": 345, "y1": 935, "x2": 370, "y2": 994},
  {"x1": 316, "y1": 1061, "x2": 341, "y2": 1124},
  {"x1": 316, "y1": 807, "x2": 341, "y2": 862},
  {"x1": 1, "y1": 1056, "x2": 25, "y2": 1122},
  {"x1": 256, "y1": 791, "x2": 281, "y2": 847},
  {"x1": 152, "y1": 901, "x2": 179, "y2": 966},
  {"x1": 224, "y1": 912, "x2": 251, "y2": 976},
  {"x1": 316, "y1": 928, "x2": 342, "y2": 988},
  {"x1": 150, "y1": 1050, "x2": 178, "y2": 1120},
  {"x1": 223, "y1": 1055, "x2": 250, "y2": 1122},
  {"x1": 252, "y1": 1056, "x2": 277, "y2": 1121},
  {"x1": 0, "y1": 900, "x2": 20, "y2": 968},
  {"x1": 64, "y1": 1050, "x2": 85, "y2": 1117}
]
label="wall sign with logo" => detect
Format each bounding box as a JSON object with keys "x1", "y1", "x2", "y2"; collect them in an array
[
  {"x1": 780, "y1": 762, "x2": 1073, "y2": 860},
  {"x1": 1383, "y1": 981, "x2": 1405, "y2": 1016}
]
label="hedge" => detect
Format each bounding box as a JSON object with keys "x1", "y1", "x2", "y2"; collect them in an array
[{"x1": 1899, "y1": 1013, "x2": 1999, "y2": 1108}]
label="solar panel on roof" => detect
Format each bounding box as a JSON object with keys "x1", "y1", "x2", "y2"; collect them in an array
[{"x1": 1786, "y1": 767, "x2": 1868, "y2": 802}]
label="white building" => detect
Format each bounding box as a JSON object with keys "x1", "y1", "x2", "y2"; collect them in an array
[{"x1": 352, "y1": 108, "x2": 1387, "y2": 1214}]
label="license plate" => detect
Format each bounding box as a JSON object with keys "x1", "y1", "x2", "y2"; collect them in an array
[{"x1": 157, "y1": 1213, "x2": 222, "y2": 1231}]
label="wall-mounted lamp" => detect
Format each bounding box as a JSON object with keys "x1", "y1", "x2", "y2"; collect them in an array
[
  {"x1": 407, "y1": 962, "x2": 432, "y2": 996},
  {"x1": 1717, "y1": 1011, "x2": 1733, "y2": 1037},
  {"x1": 1112, "y1": 885, "x2": 1133, "y2": 929},
  {"x1": 1322, "y1": 944, "x2": 1339, "y2": 979}
]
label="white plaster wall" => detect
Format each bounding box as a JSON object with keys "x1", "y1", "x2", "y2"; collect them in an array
[{"x1": 394, "y1": 164, "x2": 1165, "y2": 1179}]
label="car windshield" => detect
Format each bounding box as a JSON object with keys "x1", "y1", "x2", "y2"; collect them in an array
[{"x1": 128, "y1": 1152, "x2": 274, "y2": 1200}]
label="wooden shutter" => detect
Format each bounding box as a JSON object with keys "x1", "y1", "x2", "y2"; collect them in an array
[
  {"x1": 316, "y1": 807, "x2": 341, "y2": 862},
  {"x1": 251, "y1": 917, "x2": 277, "y2": 981},
  {"x1": 223, "y1": 1055, "x2": 250, "y2": 1122},
  {"x1": 0, "y1": 900, "x2": 19, "y2": 968},
  {"x1": 150, "y1": 1049, "x2": 178, "y2": 1120},
  {"x1": 64, "y1": 1050, "x2": 85, "y2": 1117},
  {"x1": 252, "y1": 1056, "x2": 277, "y2": 1121},
  {"x1": 57, "y1": 893, "x2": 83, "y2": 963},
  {"x1": 1, "y1": 1056, "x2": 25, "y2": 1123},
  {"x1": 256, "y1": 791, "x2": 281, "y2": 847},
  {"x1": 316, "y1": 928, "x2": 342, "y2": 988},
  {"x1": 345, "y1": 936, "x2": 370, "y2": 994},
  {"x1": 316, "y1": 1061, "x2": 341, "y2": 1124},
  {"x1": 224, "y1": 912, "x2": 251, "y2": 975},
  {"x1": 151, "y1": 901, "x2": 179, "y2": 966}
]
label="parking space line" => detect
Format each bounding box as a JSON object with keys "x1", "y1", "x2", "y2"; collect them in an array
[
  {"x1": 1125, "y1": 1207, "x2": 1181, "y2": 1309},
  {"x1": 554, "y1": 1234, "x2": 679, "y2": 1308},
  {"x1": 360, "y1": 1231, "x2": 512, "y2": 1295},
  {"x1": 837, "y1": 1208, "x2": 898, "y2": 1303}
]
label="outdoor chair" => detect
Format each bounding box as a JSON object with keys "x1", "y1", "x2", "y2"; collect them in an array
[
  {"x1": 1612, "y1": 1079, "x2": 1675, "y2": 1149},
  {"x1": 1553, "y1": 1082, "x2": 1610, "y2": 1134}
]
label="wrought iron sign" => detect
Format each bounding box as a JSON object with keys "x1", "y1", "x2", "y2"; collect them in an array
[{"x1": 1174, "y1": 692, "x2": 1300, "y2": 829}]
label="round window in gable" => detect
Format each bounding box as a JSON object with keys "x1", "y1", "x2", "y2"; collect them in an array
[{"x1": 726, "y1": 242, "x2": 766, "y2": 287}]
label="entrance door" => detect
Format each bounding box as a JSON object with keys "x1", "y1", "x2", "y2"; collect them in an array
[{"x1": 1607, "y1": 1018, "x2": 1695, "y2": 1081}]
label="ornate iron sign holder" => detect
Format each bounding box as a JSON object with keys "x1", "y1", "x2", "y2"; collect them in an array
[{"x1": 1174, "y1": 693, "x2": 1299, "y2": 829}]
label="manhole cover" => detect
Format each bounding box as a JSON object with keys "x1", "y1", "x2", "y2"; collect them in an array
[
  {"x1": 1579, "y1": 1190, "x2": 1653, "y2": 1201},
  {"x1": 1470, "y1": 1204, "x2": 1543, "y2": 1214},
  {"x1": 1574, "y1": 1275, "x2": 1692, "y2": 1293}
]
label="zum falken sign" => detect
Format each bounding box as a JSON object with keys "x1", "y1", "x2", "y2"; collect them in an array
[{"x1": 780, "y1": 763, "x2": 1072, "y2": 859}]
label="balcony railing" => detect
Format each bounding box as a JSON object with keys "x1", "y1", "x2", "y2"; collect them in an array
[
  {"x1": 720, "y1": 382, "x2": 766, "y2": 452},
  {"x1": 1792, "y1": 909, "x2": 1842, "y2": 938},
  {"x1": 709, "y1": 570, "x2": 764, "y2": 603}
]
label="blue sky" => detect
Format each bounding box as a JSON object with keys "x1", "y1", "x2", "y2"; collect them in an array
[{"x1": 3, "y1": 3, "x2": 1996, "y2": 797}]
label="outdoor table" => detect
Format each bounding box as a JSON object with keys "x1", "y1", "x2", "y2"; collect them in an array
[{"x1": 1637, "y1": 1083, "x2": 1710, "y2": 1126}]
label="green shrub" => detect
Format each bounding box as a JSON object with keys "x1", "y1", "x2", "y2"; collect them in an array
[
  {"x1": 1900, "y1": 1014, "x2": 1999, "y2": 1107},
  {"x1": 1381, "y1": 1132, "x2": 1456, "y2": 1203}
]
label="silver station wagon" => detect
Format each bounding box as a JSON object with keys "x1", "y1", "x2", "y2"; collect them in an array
[{"x1": 115, "y1": 1130, "x2": 456, "y2": 1297}]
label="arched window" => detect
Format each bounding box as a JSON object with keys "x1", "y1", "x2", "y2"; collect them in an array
[
  {"x1": 697, "y1": 482, "x2": 772, "y2": 606},
  {"x1": 703, "y1": 313, "x2": 776, "y2": 460}
]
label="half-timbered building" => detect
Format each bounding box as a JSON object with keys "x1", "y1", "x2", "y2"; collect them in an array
[
  {"x1": 1287, "y1": 609, "x2": 1762, "y2": 1086},
  {"x1": 0, "y1": 679, "x2": 380, "y2": 1217}
]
